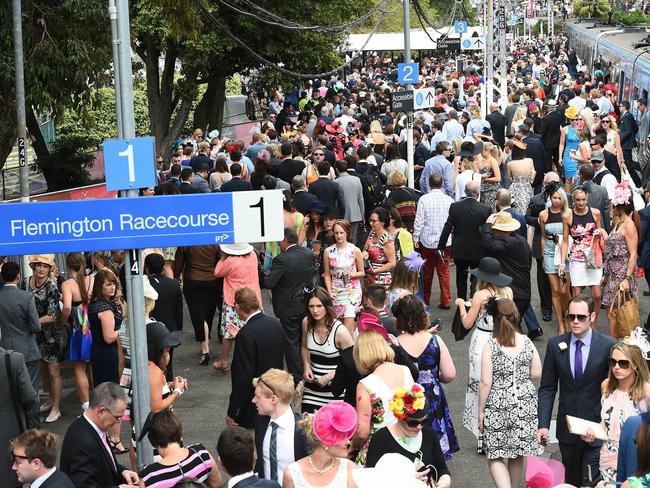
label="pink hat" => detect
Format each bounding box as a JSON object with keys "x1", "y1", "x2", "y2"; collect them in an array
[
  {"x1": 525, "y1": 455, "x2": 565, "y2": 488},
  {"x1": 312, "y1": 401, "x2": 357, "y2": 446}
]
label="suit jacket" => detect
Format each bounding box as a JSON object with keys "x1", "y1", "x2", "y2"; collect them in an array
[
  {"x1": 581, "y1": 181, "x2": 611, "y2": 232},
  {"x1": 179, "y1": 181, "x2": 199, "y2": 194},
  {"x1": 335, "y1": 173, "x2": 364, "y2": 223},
  {"x1": 541, "y1": 109, "x2": 564, "y2": 152},
  {"x1": 526, "y1": 191, "x2": 548, "y2": 260},
  {"x1": 278, "y1": 159, "x2": 306, "y2": 184},
  {"x1": 254, "y1": 411, "x2": 308, "y2": 479},
  {"x1": 189, "y1": 153, "x2": 213, "y2": 172},
  {"x1": 60, "y1": 415, "x2": 128, "y2": 488},
  {"x1": 227, "y1": 312, "x2": 285, "y2": 428},
  {"x1": 292, "y1": 190, "x2": 320, "y2": 216},
  {"x1": 232, "y1": 474, "x2": 281, "y2": 488},
  {"x1": 148, "y1": 274, "x2": 183, "y2": 331},
  {"x1": 191, "y1": 175, "x2": 210, "y2": 193},
  {"x1": 639, "y1": 205, "x2": 650, "y2": 268},
  {"x1": 220, "y1": 177, "x2": 253, "y2": 193},
  {"x1": 39, "y1": 469, "x2": 75, "y2": 488},
  {"x1": 504, "y1": 103, "x2": 518, "y2": 137},
  {"x1": 308, "y1": 177, "x2": 344, "y2": 218},
  {"x1": 524, "y1": 133, "x2": 549, "y2": 188},
  {"x1": 486, "y1": 111, "x2": 506, "y2": 147},
  {"x1": 0, "y1": 285, "x2": 41, "y2": 362},
  {"x1": 538, "y1": 332, "x2": 617, "y2": 445},
  {"x1": 619, "y1": 111, "x2": 638, "y2": 151},
  {"x1": 264, "y1": 245, "x2": 316, "y2": 319},
  {"x1": 438, "y1": 197, "x2": 491, "y2": 260}
]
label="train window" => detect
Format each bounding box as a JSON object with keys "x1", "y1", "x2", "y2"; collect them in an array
[{"x1": 624, "y1": 78, "x2": 631, "y2": 102}]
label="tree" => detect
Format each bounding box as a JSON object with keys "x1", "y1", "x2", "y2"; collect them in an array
[{"x1": 573, "y1": 0, "x2": 612, "y2": 18}]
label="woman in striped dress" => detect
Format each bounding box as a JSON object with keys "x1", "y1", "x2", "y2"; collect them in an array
[{"x1": 301, "y1": 287, "x2": 354, "y2": 413}]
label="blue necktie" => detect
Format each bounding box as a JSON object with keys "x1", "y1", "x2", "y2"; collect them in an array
[
  {"x1": 574, "y1": 340, "x2": 584, "y2": 385},
  {"x1": 269, "y1": 421, "x2": 278, "y2": 481}
]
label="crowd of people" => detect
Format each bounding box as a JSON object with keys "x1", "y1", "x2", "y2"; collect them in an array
[{"x1": 2, "y1": 28, "x2": 650, "y2": 488}]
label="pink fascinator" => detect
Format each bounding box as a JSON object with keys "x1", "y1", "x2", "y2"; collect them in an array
[
  {"x1": 525, "y1": 456, "x2": 565, "y2": 488},
  {"x1": 612, "y1": 181, "x2": 632, "y2": 206},
  {"x1": 312, "y1": 401, "x2": 358, "y2": 446},
  {"x1": 404, "y1": 251, "x2": 425, "y2": 272}
]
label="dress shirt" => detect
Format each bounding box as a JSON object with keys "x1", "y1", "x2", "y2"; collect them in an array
[
  {"x1": 419, "y1": 155, "x2": 454, "y2": 197},
  {"x1": 597, "y1": 97, "x2": 614, "y2": 116},
  {"x1": 594, "y1": 167, "x2": 617, "y2": 199},
  {"x1": 442, "y1": 119, "x2": 465, "y2": 142},
  {"x1": 228, "y1": 471, "x2": 255, "y2": 488},
  {"x1": 413, "y1": 189, "x2": 454, "y2": 248},
  {"x1": 30, "y1": 467, "x2": 56, "y2": 488},
  {"x1": 262, "y1": 407, "x2": 296, "y2": 482},
  {"x1": 569, "y1": 328, "x2": 592, "y2": 378},
  {"x1": 568, "y1": 96, "x2": 586, "y2": 113},
  {"x1": 244, "y1": 310, "x2": 262, "y2": 325}
]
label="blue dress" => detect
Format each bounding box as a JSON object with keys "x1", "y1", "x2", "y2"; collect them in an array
[
  {"x1": 408, "y1": 335, "x2": 460, "y2": 459},
  {"x1": 88, "y1": 299, "x2": 122, "y2": 384},
  {"x1": 562, "y1": 126, "x2": 580, "y2": 179}
]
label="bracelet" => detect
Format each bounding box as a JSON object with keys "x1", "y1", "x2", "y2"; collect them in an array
[
  {"x1": 624, "y1": 275, "x2": 632, "y2": 281},
  {"x1": 173, "y1": 388, "x2": 184, "y2": 397}
]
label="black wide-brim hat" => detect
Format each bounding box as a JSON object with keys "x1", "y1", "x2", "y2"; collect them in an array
[{"x1": 469, "y1": 257, "x2": 512, "y2": 288}]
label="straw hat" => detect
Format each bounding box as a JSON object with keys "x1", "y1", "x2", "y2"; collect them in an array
[
  {"x1": 28, "y1": 254, "x2": 56, "y2": 269},
  {"x1": 220, "y1": 242, "x2": 254, "y2": 256},
  {"x1": 491, "y1": 211, "x2": 522, "y2": 232}
]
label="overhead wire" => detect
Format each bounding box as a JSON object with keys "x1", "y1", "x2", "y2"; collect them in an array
[
  {"x1": 413, "y1": 0, "x2": 459, "y2": 38},
  {"x1": 193, "y1": 0, "x2": 397, "y2": 79}
]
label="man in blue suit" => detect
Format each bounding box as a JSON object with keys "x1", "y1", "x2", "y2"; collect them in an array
[
  {"x1": 537, "y1": 294, "x2": 617, "y2": 487},
  {"x1": 217, "y1": 427, "x2": 280, "y2": 488},
  {"x1": 639, "y1": 185, "x2": 650, "y2": 299}
]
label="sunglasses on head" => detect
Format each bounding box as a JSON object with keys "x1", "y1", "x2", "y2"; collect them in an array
[
  {"x1": 609, "y1": 358, "x2": 631, "y2": 369},
  {"x1": 566, "y1": 313, "x2": 589, "y2": 322},
  {"x1": 405, "y1": 417, "x2": 428, "y2": 428}
]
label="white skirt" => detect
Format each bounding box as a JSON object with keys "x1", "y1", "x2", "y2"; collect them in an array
[{"x1": 569, "y1": 260, "x2": 602, "y2": 287}]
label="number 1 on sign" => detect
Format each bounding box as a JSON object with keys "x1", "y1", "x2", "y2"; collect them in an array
[
  {"x1": 118, "y1": 143, "x2": 136, "y2": 184},
  {"x1": 250, "y1": 197, "x2": 265, "y2": 237}
]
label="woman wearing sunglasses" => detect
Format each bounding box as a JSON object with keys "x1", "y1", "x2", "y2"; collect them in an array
[
  {"x1": 598, "y1": 115, "x2": 625, "y2": 168},
  {"x1": 580, "y1": 341, "x2": 650, "y2": 486},
  {"x1": 365, "y1": 384, "x2": 451, "y2": 488},
  {"x1": 559, "y1": 107, "x2": 582, "y2": 183}
]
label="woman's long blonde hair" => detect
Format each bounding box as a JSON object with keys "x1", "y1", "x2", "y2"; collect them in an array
[{"x1": 606, "y1": 342, "x2": 650, "y2": 403}]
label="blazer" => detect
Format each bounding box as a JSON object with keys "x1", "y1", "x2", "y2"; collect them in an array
[
  {"x1": 264, "y1": 245, "x2": 316, "y2": 319},
  {"x1": 638, "y1": 205, "x2": 650, "y2": 268},
  {"x1": 525, "y1": 191, "x2": 547, "y2": 260},
  {"x1": 60, "y1": 415, "x2": 128, "y2": 488},
  {"x1": 540, "y1": 109, "x2": 564, "y2": 152},
  {"x1": 254, "y1": 412, "x2": 308, "y2": 480},
  {"x1": 148, "y1": 274, "x2": 183, "y2": 332},
  {"x1": 437, "y1": 197, "x2": 492, "y2": 260},
  {"x1": 39, "y1": 469, "x2": 75, "y2": 488},
  {"x1": 278, "y1": 159, "x2": 306, "y2": 184},
  {"x1": 581, "y1": 181, "x2": 611, "y2": 232},
  {"x1": 232, "y1": 474, "x2": 281, "y2": 488},
  {"x1": 227, "y1": 312, "x2": 285, "y2": 428},
  {"x1": 335, "y1": 173, "x2": 365, "y2": 223},
  {"x1": 523, "y1": 133, "x2": 549, "y2": 188},
  {"x1": 0, "y1": 285, "x2": 41, "y2": 362},
  {"x1": 179, "y1": 182, "x2": 199, "y2": 194},
  {"x1": 191, "y1": 175, "x2": 210, "y2": 193},
  {"x1": 292, "y1": 190, "x2": 320, "y2": 216},
  {"x1": 503, "y1": 207, "x2": 527, "y2": 239},
  {"x1": 538, "y1": 331, "x2": 617, "y2": 445},
  {"x1": 308, "y1": 177, "x2": 345, "y2": 218},
  {"x1": 486, "y1": 111, "x2": 506, "y2": 147},
  {"x1": 220, "y1": 177, "x2": 253, "y2": 193},
  {"x1": 619, "y1": 111, "x2": 639, "y2": 151}
]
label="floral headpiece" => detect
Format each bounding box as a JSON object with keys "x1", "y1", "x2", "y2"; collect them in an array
[
  {"x1": 388, "y1": 384, "x2": 426, "y2": 420},
  {"x1": 623, "y1": 327, "x2": 650, "y2": 360},
  {"x1": 612, "y1": 181, "x2": 632, "y2": 207},
  {"x1": 404, "y1": 251, "x2": 425, "y2": 272}
]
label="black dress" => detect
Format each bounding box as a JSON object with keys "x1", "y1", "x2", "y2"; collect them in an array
[
  {"x1": 365, "y1": 425, "x2": 450, "y2": 481},
  {"x1": 88, "y1": 299, "x2": 122, "y2": 384}
]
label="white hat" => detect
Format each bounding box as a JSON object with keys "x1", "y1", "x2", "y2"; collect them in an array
[
  {"x1": 143, "y1": 275, "x2": 159, "y2": 301},
  {"x1": 208, "y1": 129, "x2": 220, "y2": 141},
  {"x1": 353, "y1": 454, "x2": 428, "y2": 488},
  {"x1": 220, "y1": 242, "x2": 254, "y2": 256}
]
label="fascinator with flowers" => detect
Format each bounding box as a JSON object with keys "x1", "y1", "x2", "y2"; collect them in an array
[
  {"x1": 312, "y1": 401, "x2": 358, "y2": 446},
  {"x1": 404, "y1": 251, "x2": 425, "y2": 272},
  {"x1": 612, "y1": 181, "x2": 632, "y2": 207},
  {"x1": 388, "y1": 384, "x2": 427, "y2": 420},
  {"x1": 623, "y1": 327, "x2": 650, "y2": 360}
]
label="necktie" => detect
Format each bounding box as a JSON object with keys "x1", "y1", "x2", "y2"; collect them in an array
[
  {"x1": 574, "y1": 340, "x2": 584, "y2": 385},
  {"x1": 269, "y1": 422, "x2": 279, "y2": 481},
  {"x1": 101, "y1": 433, "x2": 117, "y2": 471}
]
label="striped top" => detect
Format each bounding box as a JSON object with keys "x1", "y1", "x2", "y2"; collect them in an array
[
  {"x1": 301, "y1": 320, "x2": 344, "y2": 413},
  {"x1": 139, "y1": 443, "x2": 214, "y2": 488}
]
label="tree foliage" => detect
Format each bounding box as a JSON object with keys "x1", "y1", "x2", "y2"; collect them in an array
[{"x1": 572, "y1": 0, "x2": 612, "y2": 18}]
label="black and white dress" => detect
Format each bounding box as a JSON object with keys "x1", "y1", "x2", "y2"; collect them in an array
[{"x1": 483, "y1": 337, "x2": 543, "y2": 460}]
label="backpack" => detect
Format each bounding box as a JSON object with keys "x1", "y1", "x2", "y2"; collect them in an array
[{"x1": 361, "y1": 169, "x2": 385, "y2": 210}]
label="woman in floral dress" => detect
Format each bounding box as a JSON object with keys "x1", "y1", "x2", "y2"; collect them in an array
[
  {"x1": 362, "y1": 207, "x2": 396, "y2": 290},
  {"x1": 323, "y1": 220, "x2": 364, "y2": 336}
]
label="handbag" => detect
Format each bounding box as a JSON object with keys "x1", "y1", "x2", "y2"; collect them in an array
[
  {"x1": 292, "y1": 380, "x2": 305, "y2": 413},
  {"x1": 452, "y1": 307, "x2": 471, "y2": 341},
  {"x1": 609, "y1": 284, "x2": 641, "y2": 339},
  {"x1": 69, "y1": 302, "x2": 92, "y2": 362},
  {"x1": 5, "y1": 351, "x2": 27, "y2": 434}
]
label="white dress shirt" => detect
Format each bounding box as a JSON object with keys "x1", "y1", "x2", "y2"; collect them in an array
[
  {"x1": 262, "y1": 407, "x2": 295, "y2": 482},
  {"x1": 413, "y1": 189, "x2": 454, "y2": 248},
  {"x1": 228, "y1": 471, "x2": 255, "y2": 488},
  {"x1": 594, "y1": 167, "x2": 617, "y2": 199},
  {"x1": 30, "y1": 467, "x2": 56, "y2": 488}
]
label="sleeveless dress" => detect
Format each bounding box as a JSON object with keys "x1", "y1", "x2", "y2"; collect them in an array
[
  {"x1": 464, "y1": 309, "x2": 494, "y2": 438},
  {"x1": 483, "y1": 337, "x2": 543, "y2": 460},
  {"x1": 286, "y1": 458, "x2": 351, "y2": 488},
  {"x1": 599, "y1": 390, "x2": 640, "y2": 483},
  {"x1": 354, "y1": 365, "x2": 413, "y2": 465},
  {"x1": 364, "y1": 231, "x2": 393, "y2": 289},
  {"x1": 510, "y1": 175, "x2": 533, "y2": 214},
  {"x1": 562, "y1": 126, "x2": 580, "y2": 179},
  {"x1": 302, "y1": 321, "x2": 344, "y2": 413},
  {"x1": 327, "y1": 243, "x2": 362, "y2": 320},
  {"x1": 407, "y1": 335, "x2": 460, "y2": 460},
  {"x1": 568, "y1": 209, "x2": 602, "y2": 286},
  {"x1": 139, "y1": 443, "x2": 214, "y2": 488},
  {"x1": 88, "y1": 299, "x2": 122, "y2": 384},
  {"x1": 602, "y1": 230, "x2": 638, "y2": 307},
  {"x1": 543, "y1": 210, "x2": 565, "y2": 274},
  {"x1": 479, "y1": 165, "x2": 500, "y2": 212}
]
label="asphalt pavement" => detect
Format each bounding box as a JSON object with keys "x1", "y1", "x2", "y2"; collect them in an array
[{"x1": 46, "y1": 264, "x2": 650, "y2": 487}]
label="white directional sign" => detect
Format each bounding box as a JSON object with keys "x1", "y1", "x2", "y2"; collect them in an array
[
  {"x1": 460, "y1": 35, "x2": 486, "y2": 51},
  {"x1": 413, "y1": 87, "x2": 436, "y2": 110}
]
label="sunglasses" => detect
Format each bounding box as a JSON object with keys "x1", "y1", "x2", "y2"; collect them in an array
[
  {"x1": 566, "y1": 313, "x2": 589, "y2": 322},
  {"x1": 609, "y1": 358, "x2": 631, "y2": 369},
  {"x1": 405, "y1": 417, "x2": 428, "y2": 428},
  {"x1": 313, "y1": 153, "x2": 325, "y2": 157},
  {"x1": 602, "y1": 120, "x2": 611, "y2": 124}
]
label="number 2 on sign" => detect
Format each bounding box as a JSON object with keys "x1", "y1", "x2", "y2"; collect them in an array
[
  {"x1": 118, "y1": 143, "x2": 136, "y2": 185},
  {"x1": 250, "y1": 197, "x2": 265, "y2": 238},
  {"x1": 403, "y1": 65, "x2": 415, "y2": 82}
]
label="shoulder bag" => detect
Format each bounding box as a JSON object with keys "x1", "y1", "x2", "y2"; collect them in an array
[{"x1": 609, "y1": 284, "x2": 641, "y2": 339}]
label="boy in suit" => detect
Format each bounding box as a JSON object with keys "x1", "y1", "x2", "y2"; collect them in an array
[
  {"x1": 537, "y1": 294, "x2": 617, "y2": 486},
  {"x1": 217, "y1": 427, "x2": 280, "y2": 488},
  {"x1": 11, "y1": 429, "x2": 74, "y2": 488}
]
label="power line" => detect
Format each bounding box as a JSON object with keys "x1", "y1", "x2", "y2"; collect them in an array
[
  {"x1": 413, "y1": 0, "x2": 459, "y2": 37},
  {"x1": 193, "y1": 0, "x2": 395, "y2": 78}
]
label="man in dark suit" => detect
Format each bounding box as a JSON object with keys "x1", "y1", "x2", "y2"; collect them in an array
[
  {"x1": 537, "y1": 294, "x2": 617, "y2": 487},
  {"x1": 438, "y1": 180, "x2": 491, "y2": 300},
  {"x1": 189, "y1": 141, "x2": 213, "y2": 172},
  {"x1": 278, "y1": 143, "x2": 305, "y2": 184},
  {"x1": 60, "y1": 382, "x2": 139, "y2": 488},
  {"x1": 308, "y1": 161, "x2": 345, "y2": 217},
  {"x1": 619, "y1": 100, "x2": 641, "y2": 185},
  {"x1": 291, "y1": 176, "x2": 320, "y2": 216},
  {"x1": 145, "y1": 253, "x2": 183, "y2": 380},
  {"x1": 486, "y1": 102, "x2": 506, "y2": 148},
  {"x1": 252, "y1": 369, "x2": 308, "y2": 482},
  {"x1": 578, "y1": 163, "x2": 611, "y2": 232},
  {"x1": 264, "y1": 228, "x2": 317, "y2": 381},
  {"x1": 504, "y1": 93, "x2": 520, "y2": 138},
  {"x1": 226, "y1": 288, "x2": 284, "y2": 430},
  {"x1": 179, "y1": 167, "x2": 199, "y2": 194},
  {"x1": 639, "y1": 186, "x2": 650, "y2": 299},
  {"x1": 10, "y1": 429, "x2": 74, "y2": 488},
  {"x1": 519, "y1": 122, "x2": 548, "y2": 194},
  {"x1": 217, "y1": 427, "x2": 280, "y2": 488},
  {"x1": 541, "y1": 100, "x2": 564, "y2": 174},
  {"x1": 0, "y1": 261, "x2": 41, "y2": 428},
  {"x1": 220, "y1": 163, "x2": 253, "y2": 192}
]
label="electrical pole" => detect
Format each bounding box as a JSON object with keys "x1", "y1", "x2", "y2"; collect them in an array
[{"x1": 403, "y1": 0, "x2": 415, "y2": 189}]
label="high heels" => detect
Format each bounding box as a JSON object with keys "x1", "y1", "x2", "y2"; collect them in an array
[{"x1": 199, "y1": 352, "x2": 211, "y2": 366}]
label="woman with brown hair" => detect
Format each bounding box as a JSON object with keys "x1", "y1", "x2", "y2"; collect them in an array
[
  {"x1": 478, "y1": 142, "x2": 501, "y2": 212},
  {"x1": 479, "y1": 298, "x2": 543, "y2": 488}
]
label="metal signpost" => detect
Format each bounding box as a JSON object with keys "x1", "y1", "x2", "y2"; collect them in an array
[{"x1": 402, "y1": 0, "x2": 415, "y2": 189}]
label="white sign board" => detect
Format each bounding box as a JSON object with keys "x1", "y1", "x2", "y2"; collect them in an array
[
  {"x1": 413, "y1": 87, "x2": 436, "y2": 110},
  {"x1": 461, "y1": 35, "x2": 486, "y2": 51}
]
